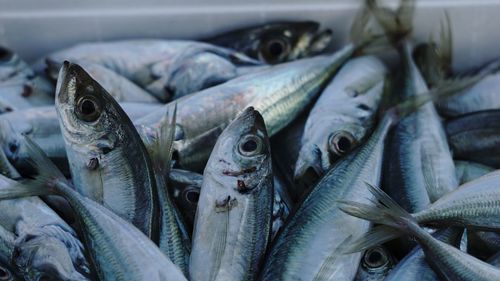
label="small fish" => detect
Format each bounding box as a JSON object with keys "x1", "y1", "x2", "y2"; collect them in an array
[
  {"x1": 354, "y1": 246, "x2": 396, "y2": 281},
  {"x1": 294, "y1": 55, "x2": 387, "y2": 187},
  {"x1": 169, "y1": 168, "x2": 203, "y2": 231},
  {"x1": 0, "y1": 136, "x2": 187, "y2": 281},
  {"x1": 446, "y1": 110, "x2": 500, "y2": 168},
  {"x1": 339, "y1": 184, "x2": 500, "y2": 281},
  {"x1": 204, "y1": 21, "x2": 333, "y2": 64},
  {"x1": 55, "y1": 62, "x2": 158, "y2": 239},
  {"x1": 40, "y1": 39, "x2": 262, "y2": 101},
  {"x1": 190, "y1": 107, "x2": 273, "y2": 281}
]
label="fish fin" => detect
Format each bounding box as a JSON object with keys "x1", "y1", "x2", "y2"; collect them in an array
[
  {"x1": 343, "y1": 225, "x2": 403, "y2": 254},
  {"x1": 151, "y1": 103, "x2": 177, "y2": 175},
  {"x1": 338, "y1": 183, "x2": 416, "y2": 253},
  {"x1": 439, "y1": 12, "x2": 453, "y2": 74},
  {"x1": 367, "y1": 0, "x2": 415, "y2": 45},
  {"x1": 0, "y1": 136, "x2": 65, "y2": 200},
  {"x1": 312, "y1": 235, "x2": 354, "y2": 280},
  {"x1": 350, "y1": 1, "x2": 388, "y2": 53}
]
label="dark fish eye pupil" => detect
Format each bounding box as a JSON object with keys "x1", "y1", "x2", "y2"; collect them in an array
[
  {"x1": 268, "y1": 40, "x2": 284, "y2": 57},
  {"x1": 186, "y1": 190, "x2": 200, "y2": 204},
  {"x1": 337, "y1": 136, "x2": 352, "y2": 152},
  {"x1": 81, "y1": 99, "x2": 96, "y2": 115},
  {"x1": 368, "y1": 250, "x2": 382, "y2": 264},
  {"x1": 242, "y1": 139, "x2": 258, "y2": 152},
  {"x1": 8, "y1": 142, "x2": 17, "y2": 153}
]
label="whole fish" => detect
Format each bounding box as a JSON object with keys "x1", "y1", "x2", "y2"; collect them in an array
[
  {"x1": 40, "y1": 39, "x2": 262, "y2": 101},
  {"x1": 0, "y1": 173, "x2": 88, "y2": 281},
  {"x1": 446, "y1": 110, "x2": 500, "y2": 168},
  {"x1": 0, "y1": 103, "x2": 162, "y2": 177},
  {"x1": 204, "y1": 21, "x2": 333, "y2": 64},
  {"x1": 0, "y1": 137, "x2": 187, "y2": 281},
  {"x1": 135, "y1": 19, "x2": 368, "y2": 171},
  {"x1": 455, "y1": 160, "x2": 495, "y2": 184},
  {"x1": 55, "y1": 62, "x2": 158, "y2": 239},
  {"x1": 384, "y1": 227, "x2": 463, "y2": 281},
  {"x1": 294, "y1": 55, "x2": 387, "y2": 187},
  {"x1": 260, "y1": 111, "x2": 395, "y2": 281},
  {"x1": 339, "y1": 184, "x2": 500, "y2": 281},
  {"x1": 190, "y1": 107, "x2": 273, "y2": 281},
  {"x1": 354, "y1": 245, "x2": 396, "y2": 281}
]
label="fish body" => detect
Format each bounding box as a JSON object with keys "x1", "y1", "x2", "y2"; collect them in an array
[
  {"x1": 190, "y1": 108, "x2": 273, "y2": 281},
  {"x1": 455, "y1": 160, "x2": 495, "y2": 184}
]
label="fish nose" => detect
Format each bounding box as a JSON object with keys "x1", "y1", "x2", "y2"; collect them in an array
[{"x1": 294, "y1": 150, "x2": 324, "y2": 192}]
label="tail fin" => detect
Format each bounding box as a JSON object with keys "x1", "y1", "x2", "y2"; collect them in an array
[
  {"x1": 367, "y1": 0, "x2": 415, "y2": 45},
  {"x1": 350, "y1": 1, "x2": 388, "y2": 53},
  {"x1": 337, "y1": 183, "x2": 416, "y2": 253},
  {"x1": 0, "y1": 136, "x2": 66, "y2": 200},
  {"x1": 150, "y1": 103, "x2": 177, "y2": 176}
]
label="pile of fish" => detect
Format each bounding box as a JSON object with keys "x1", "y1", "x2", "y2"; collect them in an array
[{"x1": 1, "y1": 0, "x2": 500, "y2": 280}]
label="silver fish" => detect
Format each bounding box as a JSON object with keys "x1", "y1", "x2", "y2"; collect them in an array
[
  {"x1": 294, "y1": 55, "x2": 387, "y2": 187},
  {"x1": 169, "y1": 168, "x2": 203, "y2": 231},
  {"x1": 339, "y1": 184, "x2": 500, "y2": 281},
  {"x1": 454, "y1": 160, "x2": 495, "y2": 185},
  {"x1": 1, "y1": 137, "x2": 187, "y2": 281},
  {"x1": 354, "y1": 246, "x2": 396, "y2": 281},
  {"x1": 40, "y1": 39, "x2": 262, "y2": 101},
  {"x1": 0, "y1": 224, "x2": 17, "y2": 281},
  {"x1": 55, "y1": 62, "x2": 158, "y2": 239},
  {"x1": 190, "y1": 107, "x2": 273, "y2": 281}
]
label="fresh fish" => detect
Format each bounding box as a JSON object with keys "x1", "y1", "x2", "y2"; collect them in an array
[
  {"x1": 455, "y1": 160, "x2": 495, "y2": 184},
  {"x1": 204, "y1": 21, "x2": 333, "y2": 64},
  {"x1": 369, "y1": 0, "x2": 457, "y2": 214},
  {"x1": 487, "y1": 251, "x2": 500, "y2": 267},
  {"x1": 0, "y1": 174, "x2": 89, "y2": 280},
  {"x1": 169, "y1": 168, "x2": 203, "y2": 232},
  {"x1": 0, "y1": 137, "x2": 187, "y2": 281},
  {"x1": 0, "y1": 47, "x2": 37, "y2": 82},
  {"x1": 354, "y1": 245, "x2": 396, "y2": 281},
  {"x1": 136, "y1": 16, "x2": 371, "y2": 171},
  {"x1": 467, "y1": 230, "x2": 500, "y2": 261},
  {"x1": 0, "y1": 225, "x2": 18, "y2": 281},
  {"x1": 0, "y1": 80, "x2": 53, "y2": 113},
  {"x1": 55, "y1": 62, "x2": 158, "y2": 239},
  {"x1": 294, "y1": 55, "x2": 387, "y2": 187},
  {"x1": 147, "y1": 108, "x2": 190, "y2": 274},
  {"x1": 40, "y1": 39, "x2": 263, "y2": 101},
  {"x1": 384, "y1": 227, "x2": 463, "y2": 281},
  {"x1": 339, "y1": 184, "x2": 500, "y2": 281},
  {"x1": 0, "y1": 103, "x2": 162, "y2": 177},
  {"x1": 446, "y1": 110, "x2": 500, "y2": 168},
  {"x1": 190, "y1": 107, "x2": 273, "y2": 281},
  {"x1": 271, "y1": 166, "x2": 292, "y2": 240},
  {"x1": 260, "y1": 111, "x2": 395, "y2": 281}
]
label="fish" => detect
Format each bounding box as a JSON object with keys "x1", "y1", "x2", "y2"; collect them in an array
[
  {"x1": 190, "y1": 107, "x2": 273, "y2": 281},
  {"x1": 204, "y1": 21, "x2": 333, "y2": 64},
  {"x1": 271, "y1": 166, "x2": 293, "y2": 240},
  {"x1": 445, "y1": 110, "x2": 500, "y2": 168},
  {"x1": 0, "y1": 136, "x2": 187, "y2": 281},
  {"x1": 294, "y1": 55, "x2": 387, "y2": 188},
  {"x1": 467, "y1": 230, "x2": 500, "y2": 261},
  {"x1": 368, "y1": 0, "x2": 458, "y2": 215},
  {"x1": 55, "y1": 62, "x2": 158, "y2": 239},
  {"x1": 0, "y1": 103, "x2": 162, "y2": 177},
  {"x1": 147, "y1": 107, "x2": 190, "y2": 274},
  {"x1": 354, "y1": 245, "x2": 396, "y2": 281},
  {"x1": 339, "y1": 184, "x2": 500, "y2": 281},
  {"x1": 39, "y1": 39, "x2": 263, "y2": 101},
  {"x1": 0, "y1": 173, "x2": 89, "y2": 281},
  {"x1": 454, "y1": 160, "x2": 495, "y2": 184},
  {"x1": 169, "y1": 168, "x2": 203, "y2": 232},
  {"x1": 384, "y1": 227, "x2": 463, "y2": 281},
  {"x1": 0, "y1": 224, "x2": 18, "y2": 281}
]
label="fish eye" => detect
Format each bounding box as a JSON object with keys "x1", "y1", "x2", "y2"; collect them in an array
[
  {"x1": 328, "y1": 131, "x2": 356, "y2": 157},
  {"x1": 238, "y1": 134, "x2": 264, "y2": 157},
  {"x1": 363, "y1": 247, "x2": 389, "y2": 269},
  {"x1": 0, "y1": 265, "x2": 11, "y2": 281},
  {"x1": 183, "y1": 187, "x2": 200, "y2": 204},
  {"x1": 75, "y1": 95, "x2": 101, "y2": 122},
  {"x1": 260, "y1": 37, "x2": 290, "y2": 63}
]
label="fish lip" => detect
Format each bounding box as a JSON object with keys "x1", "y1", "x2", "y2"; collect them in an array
[
  {"x1": 55, "y1": 60, "x2": 73, "y2": 106},
  {"x1": 293, "y1": 146, "x2": 324, "y2": 187}
]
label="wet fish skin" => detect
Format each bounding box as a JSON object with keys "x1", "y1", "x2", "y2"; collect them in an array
[
  {"x1": 40, "y1": 39, "x2": 262, "y2": 102},
  {"x1": 136, "y1": 47, "x2": 355, "y2": 171},
  {"x1": 454, "y1": 160, "x2": 495, "y2": 185},
  {"x1": 446, "y1": 110, "x2": 500, "y2": 168},
  {"x1": 294, "y1": 55, "x2": 387, "y2": 186},
  {"x1": 0, "y1": 224, "x2": 18, "y2": 281},
  {"x1": 169, "y1": 169, "x2": 203, "y2": 231},
  {"x1": 354, "y1": 246, "x2": 396, "y2": 281},
  {"x1": 55, "y1": 62, "x2": 158, "y2": 239},
  {"x1": 204, "y1": 21, "x2": 332, "y2": 64},
  {"x1": 467, "y1": 230, "x2": 500, "y2": 261},
  {"x1": 190, "y1": 107, "x2": 273, "y2": 281},
  {"x1": 260, "y1": 113, "x2": 394, "y2": 281}
]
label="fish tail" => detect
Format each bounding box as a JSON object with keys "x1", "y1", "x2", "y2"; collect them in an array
[
  {"x1": 366, "y1": 0, "x2": 415, "y2": 45},
  {"x1": 338, "y1": 183, "x2": 419, "y2": 253},
  {"x1": 151, "y1": 102, "x2": 177, "y2": 175},
  {"x1": 0, "y1": 136, "x2": 66, "y2": 200},
  {"x1": 438, "y1": 12, "x2": 453, "y2": 73},
  {"x1": 350, "y1": 1, "x2": 388, "y2": 53}
]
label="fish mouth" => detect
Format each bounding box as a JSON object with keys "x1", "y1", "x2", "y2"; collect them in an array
[
  {"x1": 55, "y1": 61, "x2": 73, "y2": 106},
  {"x1": 294, "y1": 145, "x2": 324, "y2": 189},
  {"x1": 235, "y1": 107, "x2": 267, "y2": 135}
]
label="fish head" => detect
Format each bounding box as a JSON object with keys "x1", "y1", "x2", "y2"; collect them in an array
[
  {"x1": 13, "y1": 235, "x2": 88, "y2": 281},
  {"x1": 206, "y1": 107, "x2": 272, "y2": 194},
  {"x1": 355, "y1": 246, "x2": 395, "y2": 281},
  {"x1": 294, "y1": 123, "x2": 364, "y2": 186},
  {"x1": 0, "y1": 263, "x2": 15, "y2": 281}
]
